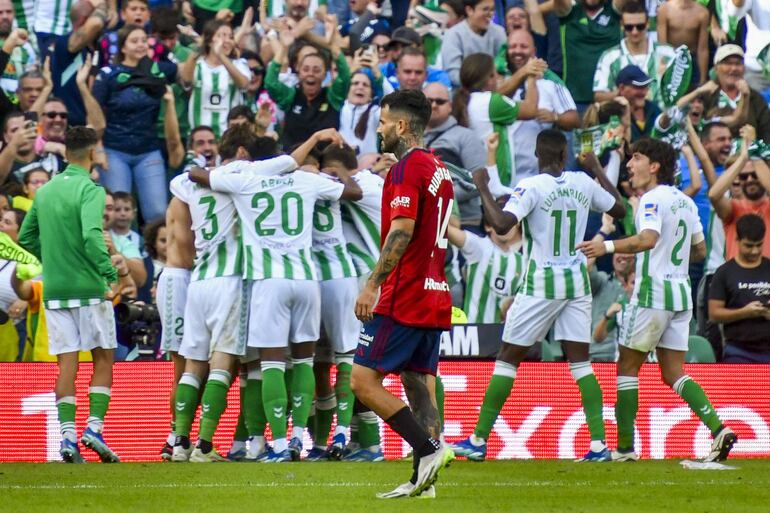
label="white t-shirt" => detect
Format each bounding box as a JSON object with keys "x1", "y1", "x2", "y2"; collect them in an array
[
  {"x1": 341, "y1": 169, "x2": 383, "y2": 275},
  {"x1": 312, "y1": 173, "x2": 356, "y2": 280}
]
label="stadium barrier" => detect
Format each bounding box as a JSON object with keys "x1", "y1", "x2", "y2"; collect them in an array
[{"x1": 1, "y1": 362, "x2": 768, "y2": 462}]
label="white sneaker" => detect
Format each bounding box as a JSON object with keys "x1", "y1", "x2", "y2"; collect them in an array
[
  {"x1": 376, "y1": 482, "x2": 436, "y2": 499},
  {"x1": 412, "y1": 446, "x2": 455, "y2": 496},
  {"x1": 611, "y1": 449, "x2": 639, "y2": 462},
  {"x1": 189, "y1": 447, "x2": 227, "y2": 462},
  {"x1": 171, "y1": 444, "x2": 192, "y2": 462},
  {"x1": 704, "y1": 427, "x2": 737, "y2": 462}
]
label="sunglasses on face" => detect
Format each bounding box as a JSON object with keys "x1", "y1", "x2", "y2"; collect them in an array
[
  {"x1": 739, "y1": 172, "x2": 758, "y2": 181},
  {"x1": 43, "y1": 111, "x2": 68, "y2": 120},
  {"x1": 427, "y1": 97, "x2": 449, "y2": 106},
  {"x1": 623, "y1": 23, "x2": 646, "y2": 32}
]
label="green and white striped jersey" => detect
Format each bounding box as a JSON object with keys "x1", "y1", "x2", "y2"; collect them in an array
[
  {"x1": 593, "y1": 36, "x2": 675, "y2": 106},
  {"x1": 33, "y1": 0, "x2": 72, "y2": 36},
  {"x1": 704, "y1": 204, "x2": 726, "y2": 275},
  {"x1": 503, "y1": 172, "x2": 616, "y2": 299},
  {"x1": 631, "y1": 185, "x2": 703, "y2": 311},
  {"x1": 12, "y1": 0, "x2": 34, "y2": 30},
  {"x1": 341, "y1": 169, "x2": 382, "y2": 275},
  {"x1": 312, "y1": 173, "x2": 356, "y2": 280},
  {"x1": 170, "y1": 172, "x2": 241, "y2": 282},
  {"x1": 0, "y1": 42, "x2": 36, "y2": 94},
  {"x1": 460, "y1": 231, "x2": 524, "y2": 324},
  {"x1": 188, "y1": 58, "x2": 251, "y2": 138},
  {"x1": 209, "y1": 157, "x2": 345, "y2": 280}
]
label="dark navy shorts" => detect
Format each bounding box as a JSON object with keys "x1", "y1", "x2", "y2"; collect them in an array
[{"x1": 354, "y1": 314, "x2": 442, "y2": 375}]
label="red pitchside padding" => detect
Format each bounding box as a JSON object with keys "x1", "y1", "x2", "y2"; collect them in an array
[{"x1": 0, "y1": 362, "x2": 768, "y2": 462}]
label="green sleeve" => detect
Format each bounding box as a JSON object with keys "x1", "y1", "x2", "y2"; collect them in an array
[
  {"x1": 82, "y1": 186, "x2": 117, "y2": 284},
  {"x1": 18, "y1": 200, "x2": 41, "y2": 260},
  {"x1": 264, "y1": 60, "x2": 296, "y2": 112},
  {"x1": 327, "y1": 53, "x2": 351, "y2": 111},
  {"x1": 489, "y1": 92, "x2": 520, "y2": 125}
]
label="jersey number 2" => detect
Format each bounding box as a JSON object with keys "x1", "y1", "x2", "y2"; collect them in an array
[{"x1": 671, "y1": 220, "x2": 688, "y2": 265}]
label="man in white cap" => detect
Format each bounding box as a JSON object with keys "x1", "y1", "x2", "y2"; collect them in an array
[{"x1": 703, "y1": 44, "x2": 770, "y2": 141}]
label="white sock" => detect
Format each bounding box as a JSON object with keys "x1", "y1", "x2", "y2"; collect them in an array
[
  {"x1": 590, "y1": 440, "x2": 607, "y2": 452},
  {"x1": 273, "y1": 437, "x2": 288, "y2": 453},
  {"x1": 333, "y1": 425, "x2": 348, "y2": 438},
  {"x1": 470, "y1": 434, "x2": 486, "y2": 446},
  {"x1": 166, "y1": 432, "x2": 177, "y2": 446},
  {"x1": 291, "y1": 426, "x2": 304, "y2": 440}
]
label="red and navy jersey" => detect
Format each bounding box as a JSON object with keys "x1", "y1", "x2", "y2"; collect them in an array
[{"x1": 374, "y1": 148, "x2": 454, "y2": 329}]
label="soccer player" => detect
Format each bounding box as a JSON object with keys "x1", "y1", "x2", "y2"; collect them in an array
[
  {"x1": 171, "y1": 126, "x2": 254, "y2": 463},
  {"x1": 157, "y1": 180, "x2": 196, "y2": 461},
  {"x1": 352, "y1": 89, "x2": 456, "y2": 499},
  {"x1": 18, "y1": 127, "x2": 120, "y2": 463},
  {"x1": 193, "y1": 128, "x2": 362, "y2": 462},
  {"x1": 578, "y1": 138, "x2": 737, "y2": 462},
  {"x1": 452, "y1": 132, "x2": 626, "y2": 462}
]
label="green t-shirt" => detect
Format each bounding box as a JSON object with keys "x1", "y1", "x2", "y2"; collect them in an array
[
  {"x1": 193, "y1": 0, "x2": 242, "y2": 14},
  {"x1": 559, "y1": 3, "x2": 621, "y2": 103},
  {"x1": 158, "y1": 43, "x2": 195, "y2": 141}
]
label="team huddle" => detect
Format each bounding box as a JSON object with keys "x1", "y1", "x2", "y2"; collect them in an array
[{"x1": 40, "y1": 89, "x2": 738, "y2": 499}]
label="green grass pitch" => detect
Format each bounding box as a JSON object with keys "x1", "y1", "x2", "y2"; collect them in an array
[{"x1": 2, "y1": 460, "x2": 769, "y2": 512}]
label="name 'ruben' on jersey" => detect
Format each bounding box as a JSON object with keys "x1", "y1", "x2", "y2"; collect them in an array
[
  {"x1": 209, "y1": 156, "x2": 345, "y2": 280},
  {"x1": 312, "y1": 173, "x2": 356, "y2": 280},
  {"x1": 503, "y1": 172, "x2": 616, "y2": 299},
  {"x1": 632, "y1": 185, "x2": 703, "y2": 311},
  {"x1": 170, "y1": 173, "x2": 242, "y2": 281},
  {"x1": 341, "y1": 169, "x2": 383, "y2": 275}
]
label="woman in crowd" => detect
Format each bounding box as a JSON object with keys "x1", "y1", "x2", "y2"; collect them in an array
[
  {"x1": 180, "y1": 19, "x2": 252, "y2": 138},
  {"x1": 339, "y1": 49, "x2": 384, "y2": 155},
  {"x1": 143, "y1": 218, "x2": 167, "y2": 283},
  {"x1": 93, "y1": 24, "x2": 177, "y2": 223},
  {"x1": 12, "y1": 168, "x2": 49, "y2": 212}
]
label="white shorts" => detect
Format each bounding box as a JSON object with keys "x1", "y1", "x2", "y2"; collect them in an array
[
  {"x1": 157, "y1": 268, "x2": 190, "y2": 353},
  {"x1": 320, "y1": 278, "x2": 360, "y2": 354},
  {"x1": 249, "y1": 279, "x2": 320, "y2": 348},
  {"x1": 45, "y1": 302, "x2": 117, "y2": 355},
  {"x1": 179, "y1": 276, "x2": 249, "y2": 361},
  {"x1": 618, "y1": 305, "x2": 691, "y2": 353},
  {"x1": 502, "y1": 294, "x2": 592, "y2": 346}
]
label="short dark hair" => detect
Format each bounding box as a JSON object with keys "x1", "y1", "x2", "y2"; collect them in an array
[
  {"x1": 7, "y1": 208, "x2": 26, "y2": 228},
  {"x1": 113, "y1": 191, "x2": 136, "y2": 207},
  {"x1": 227, "y1": 105, "x2": 255, "y2": 123},
  {"x1": 441, "y1": 0, "x2": 464, "y2": 17},
  {"x1": 321, "y1": 143, "x2": 358, "y2": 170},
  {"x1": 380, "y1": 89, "x2": 432, "y2": 137},
  {"x1": 700, "y1": 120, "x2": 730, "y2": 141},
  {"x1": 23, "y1": 167, "x2": 49, "y2": 185},
  {"x1": 150, "y1": 6, "x2": 180, "y2": 36},
  {"x1": 629, "y1": 138, "x2": 677, "y2": 185},
  {"x1": 65, "y1": 126, "x2": 98, "y2": 156},
  {"x1": 143, "y1": 218, "x2": 166, "y2": 259},
  {"x1": 736, "y1": 214, "x2": 766, "y2": 242},
  {"x1": 249, "y1": 136, "x2": 282, "y2": 161},
  {"x1": 622, "y1": 1, "x2": 648, "y2": 17},
  {"x1": 535, "y1": 129, "x2": 567, "y2": 167},
  {"x1": 219, "y1": 124, "x2": 258, "y2": 161},
  {"x1": 598, "y1": 100, "x2": 626, "y2": 124},
  {"x1": 396, "y1": 46, "x2": 427, "y2": 67},
  {"x1": 2, "y1": 111, "x2": 24, "y2": 132},
  {"x1": 189, "y1": 125, "x2": 216, "y2": 144}
]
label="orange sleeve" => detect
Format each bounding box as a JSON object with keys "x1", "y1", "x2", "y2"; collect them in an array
[{"x1": 29, "y1": 281, "x2": 42, "y2": 314}]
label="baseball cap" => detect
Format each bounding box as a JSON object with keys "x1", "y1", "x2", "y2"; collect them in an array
[
  {"x1": 387, "y1": 27, "x2": 421, "y2": 48},
  {"x1": 615, "y1": 65, "x2": 653, "y2": 87},
  {"x1": 714, "y1": 44, "x2": 745, "y2": 65}
]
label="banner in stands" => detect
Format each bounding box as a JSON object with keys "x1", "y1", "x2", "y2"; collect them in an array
[{"x1": 0, "y1": 362, "x2": 768, "y2": 462}]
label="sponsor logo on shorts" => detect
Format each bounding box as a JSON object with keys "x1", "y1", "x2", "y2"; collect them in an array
[
  {"x1": 390, "y1": 195, "x2": 411, "y2": 209},
  {"x1": 359, "y1": 332, "x2": 374, "y2": 347},
  {"x1": 424, "y1": 277, "x2": 450, "y2": 291}
]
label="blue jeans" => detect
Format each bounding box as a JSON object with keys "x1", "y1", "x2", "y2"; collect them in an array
[{"x1": 101, "y1": 148, "x2": 168, "y2": 222}]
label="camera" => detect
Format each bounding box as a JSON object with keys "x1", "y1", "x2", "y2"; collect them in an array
[
  {"x1": 116, "y1": 301, "x2": 160, "y2": 324},
  {"x1": 116, "y1": 301, "x2": 161, "y2": 359}
]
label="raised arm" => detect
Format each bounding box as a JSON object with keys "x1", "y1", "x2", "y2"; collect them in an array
[
  {"x1": 578, "y1": 151, "x2": 627, "y2": 218},
  {"x1": 76, "y1": 53, "x2": 106, "y2": 137},
  {"x1": 163, "y1": 87, "x2": 185, "y2": 169},
  {"x1": 553, "y1": 0, "x2": 572, "y2": 17},
  {"x1": 472, "y1": 168, "x2": 519, "y2": 234},
  {"x1": 68, "y1": 0, "x2": 108, "y2": 53},
  {"x1": 517, "y1": 76, "x2": 540, "y2": 120},
  {"x1": 212, "y1": 41, "x2": 250, "y2": 90},
  {"x1": 679, "y1": 145, "x2": 703, "y2": 198},
  {"x1": 656, "y1": 4, "x2": 668, "y2": 43},
  {"x1": 524, "y1": 0, "x2": 547, "y2": 34}
]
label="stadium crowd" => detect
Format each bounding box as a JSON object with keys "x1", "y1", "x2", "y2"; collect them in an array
[{"x1": 0, "y1": 0, "x2": 767, "y2": 472}]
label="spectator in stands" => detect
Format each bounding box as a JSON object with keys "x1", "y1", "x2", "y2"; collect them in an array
[
  {"x1": 554, "y1": 0, "x2": 625, "y2": 112},
  {"x1": 16, "y1": 70, "x2": 47, "y2": 114},
  {"x1": 442, "y1": 0, "x2": 507, "y2": 87},
  {"x1": 339, "y1": 0, "x2": 390, "y2": 53},
  {"x1": 593, "y1": 2, "x2": 674, "y2": 105},
  {"x1": 180, "y1": 19, "x2": 251, "y2": 138},
  {"x1": 98, "y1": 0, "x2": 151, "y2": 66},
  {"x1": 103, "y1": 189, "x2": 147, "y2": 288},
  {"x1": 497, "y1": 29, "x2": 578, "y2": 183},
  {"x1": 615, "y1": 65, "x2": 661, "y2": 141},
  {"x1": 340, "y1": 63, "x2": 381, "y2": 155},
  {"x1": 703, "y1": 45, "x2": 770, "y2": 141},
  {"x1": 12, "y1": 168, "x2": 49, "y2": 212},
  {"x1": 655, "y1": 0, "x2": 709, "y2": 85},
  {"x1": 240, "y1": 50, "x2": 276, "y2": 133},
  {"x1": 424, "y1": 81, "x2": 485, "y2": 229},
  {"x1": 0, "y1": 0, "x2": 37, "y2": 97},
  {"x1": 188, "y1": 125, "x2": 219, "y2": 167},
  {"x1": 143, "y1": 218, "x2": 166, "y2": 282},
  {"x1": 504, "y1": 0, "x2": 563, "y2": 76},
  {"x1": 93, "y1": 24, "x2": 176, "y2": 224},
  {"x1": 51, "y1": 0, "x2": 108, "y2": 127},
  {"x1": 187, "y1": 0, "x2": 244, "y2": 34},
  {"x1": 453, "y1": 52, "x2": 539, "y2": 188},
  {"x1": 0, "y1": 30, "x2": 31, "y2": 124},
  {"x1": 392, "y1": 47, "x2": 429, "y2": 91},
  {"x1": 380, "y1": 27, "x2": 451, "y2": 90},
  {"x1": 709, "y1": 124, "x2": 770, "y2": 258},
  {"x1": 709, "y1": 214, "x2": 770, "y2": 363},
  {"x1": 0, "y1": 112, "x2": 38, "y2": 190},
  {"x1": 265, "y1": 29, "x2": 349, "y2": 150}
]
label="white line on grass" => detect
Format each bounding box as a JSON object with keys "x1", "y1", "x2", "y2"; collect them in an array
[{"x1": 0, "y1": 480, "x2": 764, "y2": 491}]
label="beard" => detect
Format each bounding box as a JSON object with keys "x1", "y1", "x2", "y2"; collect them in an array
[
  {"x1": 0, "y1": 21, "x2": 11, "y2": 38},
  {"x1": 743, "y1": 184, "x2": 766, "y2": 200}
]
